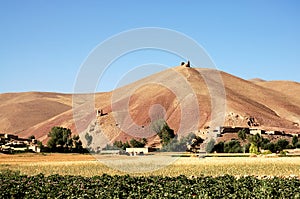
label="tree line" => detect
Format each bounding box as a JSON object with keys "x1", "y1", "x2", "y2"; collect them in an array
[
  {"x1": 45, "y1": 124, "x2": 299, "y2": 154},
  {"x1": 206, "y1": 129, "x2": 300, "y2": 154}
]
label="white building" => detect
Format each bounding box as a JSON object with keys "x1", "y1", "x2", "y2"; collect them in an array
[{"x1": 126, "y1": 148, "x2": 148, "y2": 155}]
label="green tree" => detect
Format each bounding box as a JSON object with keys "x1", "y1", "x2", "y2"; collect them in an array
[
  {"x1": 28, "y1": 135, "x2": 35, "y2": 140},
  {"x1": 151, "y1": 119, "x2": 175, "y2": 146},
  {"x1": 238, "y1": 129, "x2": 249, "y2": 153},
  {"x1": 85, "y1": 133, "x2": 93, "y2": 146},
  {"x1": 238, "y1": 129, "x2": 247, "y2": 141},
  {"x1": 265, "y1": 142, "x2": 276, "y2": 153},
  {"x1": 206, "y1": 139, "x2": 216, "y2": 153},
  {"x1": 113, "y1": 140, "x2": 124, "y2": 149},
  {"x1": 160, "y1": 126, "x2": 175, "y2": 146},
  {"x1": 162, "y1": 133, "x2": 197, "y2": 152},
  {"x1": 261, "y1": 137, "x2": 271, "y2": 150},
  {"x1": 113, "y1": 141, "x2": 131, "y2": 150},
  {"x1": 292, "y1": 135, "x2": 298, "y2": 147},
  {"x1": 161, "y1": 137, "x2": 179, "y2": 152},
  {"x1": 244, "y1": 143, "x2": 251, "y2": 153},
  {"x1": 141, "y1": 138, "x2": 148, "y2": 146},
  {"x1": 275, "y1": 139, "x2": 289, "y2": 152},
  {"x1": 72, "y1": 135, "x2": 83, "y2": 153},
  {"x1": 122, "y1": 141, "x2": 130, "y2": 150},
  {"x1": 187, "y1": 135, "x2": 204, "y2": 153},
  {"x1": 47, "y1": 127, "x2": 72, "y2": 152},
  {"x1": 224, "y1": 140, "x2": 243, "y2": 153},
  {"x1": 129, "y1": 139, "x2": 146, "y2": 148},
  {"x1": 249, "y1": 143, "x2": 259, "y2": 154},
  {"x1": 151, "y1": 119, "x2": 166, "y2": 134},
  {"x1": 37, "y1": 141, "x2": 44, "y2": 151},
  {"x1": 248, "y1": 133, "x2": 263, "y2": 151},
  {"x1": 103, "y1": 144, "x2": 119, "y2": 150},
  {"x1": 213, "y1": 141, "x2": 224, "y2": 153}
]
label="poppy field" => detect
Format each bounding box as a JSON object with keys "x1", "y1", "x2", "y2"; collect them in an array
[
  {"x1": 0, "y1": 153, "x2": 300, "y2": 198},
  {"x1": 1, "y1": 170, "x2": 300, "y2": 198}
]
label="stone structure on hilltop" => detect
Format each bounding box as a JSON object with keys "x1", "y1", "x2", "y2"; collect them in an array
[
  {"x1": 96, "y1": 109, "x2": 107, "y2": 117},
  {"x1": 181, "y1": 61, "x2": 190, "y2": 68}
]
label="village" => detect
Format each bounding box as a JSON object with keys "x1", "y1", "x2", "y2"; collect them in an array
[
  {"x1": 0, "y1": 133, "x2": 41, "y2": 153},
  {"x1": 213, "y1": 126, "x2": 298, "y2": 139},
  {"x1": 1, "y1": 122, "x2": 299, "y2": 155}
]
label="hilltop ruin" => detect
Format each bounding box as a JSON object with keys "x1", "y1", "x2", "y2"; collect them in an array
[{"x1": 181, "y1": 61, "x2": 190, "y2": 67}]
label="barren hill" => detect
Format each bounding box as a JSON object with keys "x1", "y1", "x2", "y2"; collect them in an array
[
  {"x1": 1, "y1": 66, "x2": 300, "y2": 146},
  {"x1": 0, "y1": 92, "x2": 72, "y2": 134}
]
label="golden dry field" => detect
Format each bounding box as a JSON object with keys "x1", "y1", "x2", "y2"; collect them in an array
[{"x1": 0, "y1": 153, "x2": 300, "y2": 178}]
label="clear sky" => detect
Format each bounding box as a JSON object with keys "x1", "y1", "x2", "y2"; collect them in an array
[{"x1": 0, "y1": 0, "x2": 299, "y2": 93}]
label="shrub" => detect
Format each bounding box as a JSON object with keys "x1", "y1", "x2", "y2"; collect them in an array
[
  {"x1": 213, "y1": 141, "x2": 224, "y2": 153},
  {"x1": 248, "y1": 134, "x2": 263, "y2": 148},
  {"x1": 262, "y1": 150, "x2": 272, "y2": 155},
  {"x1": 85, "y1": 133, "x2": 93, "y2": 146},
  {"x1": 249, "y1": 143, "x2": 259, "y2": 154},
  {"x1": 151, "y1": 119, "x2": 175, "y2": 146},
  {"x1": 206, "y1": 139, "x2": 216, "y2": 153},
  {"x1": 238, "y1": 129, "x2": 247, "y2": 141},
  {"x1": 162, "y1": 133, "x2": 197, "y2": 152},
  {"x1": 286, "y1": 144, "x2": 294, "y2": 149},
  {"x1": 275, "y1": 139, "x2": 289, "y2": 152},
  {"x1": 261, "y1": 137, "x2": 271, "y2": 149},
  {"x1": 264, "y1": 143, "x2": 276, "y2": 153},
  {"x1": 244, "y1": 143, "x2": 251, "y2": 153},
  {"x1": 224, "y1": 140, "x2": 242, "y2": 153},
  {"x1": 129, "y1": 138, "x2": 146, "y2": 148},
  {"x1": 292, "y1": 135, "x2": 298, "y2": 147},
  {"x1": 113, "y1": 139, "x2": 146, "y2": 150},
  {"x1": 279, "y1": 150, "x2": 287, "y2": 157}
]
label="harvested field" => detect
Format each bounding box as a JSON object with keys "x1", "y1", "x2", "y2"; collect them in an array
[{"x1": 0, "y1": 153, "x2": 299, "y2": 178}]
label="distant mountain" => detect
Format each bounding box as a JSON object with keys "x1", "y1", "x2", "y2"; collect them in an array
[
  {"x1": 1, "y1": 66, "x2": 299, "y2": 146},
  {"x1": 0, "y1": 92, "x2": 72, "y2": 133},
  {"x1": 249, "y1": 78, "x2": 266, "y2": 82}
]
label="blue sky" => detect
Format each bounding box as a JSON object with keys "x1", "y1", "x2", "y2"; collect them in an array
[{"x1": 0, "y1": 0, "x2": 299, "y2": 93}]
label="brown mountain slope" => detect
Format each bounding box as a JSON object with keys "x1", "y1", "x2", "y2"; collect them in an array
[
  {"x1": 1, "y1": 66, "x2": 300, "y2": 146},
  {"x1": 0, "y1": 92, "x2": 72, "y2": 134},
  {"x1": 254, "y1": 81, "x2": 300, "y2": 104},
  {"x1": 252, "y1": 81, "x2": 300, "y2": 127},
  {"x1": 82, "y1": 66, "x2": 300, "y2": 147},
  {"x1": 17, "y1": 92, "x2": 112, "y2": 143},
  {"x1": 220, "y1": 73, "x2": 300, "y2": 132}
]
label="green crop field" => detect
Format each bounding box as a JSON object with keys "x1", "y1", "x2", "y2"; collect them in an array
[
  {"x1": 1, "y1": 171, "x2": 300, "y2": 198},
  {"x1": 1, "y1": 153, "x2": 300, "y2": 198}
]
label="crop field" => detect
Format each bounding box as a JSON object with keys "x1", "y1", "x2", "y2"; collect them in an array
[
  {"x1": 0, "y1": 153, "x2": 300, "y2": 177},
  {"x1": 1, "y1": 153, "x2": 300, "y2": 198},
  {"x1": 1, "y1": 171, "x2": 300, "y2": 198}
]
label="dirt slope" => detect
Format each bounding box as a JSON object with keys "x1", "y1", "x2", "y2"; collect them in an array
[
  {"x1": 86, "y1": 66, "x2": 300, "y2": 147},
  {"x1": 1, "y1": 66, "x2": 300, "y2": 145},
  {"x1": 0, "y1": 92, "x2": 72, "y2": 134}
]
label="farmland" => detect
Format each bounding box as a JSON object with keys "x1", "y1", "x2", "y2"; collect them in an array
[
  {"x1": 1, "y1": 153, "x2": 300, "y2": 198},
  {"x1": 0, "y1": 153, "x2": 300, "y2": 177},
  {"x1": 1, "y1": 171, "x2": 300, "y2": 198}
]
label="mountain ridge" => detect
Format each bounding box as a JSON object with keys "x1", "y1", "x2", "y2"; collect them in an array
[{"x1": 1, "y1": 66, "x2": 299, "y2": 145}]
